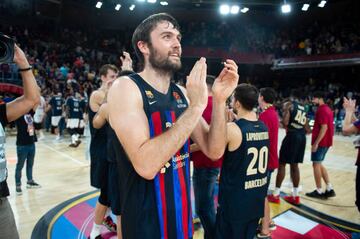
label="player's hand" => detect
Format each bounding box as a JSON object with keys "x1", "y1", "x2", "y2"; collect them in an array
[
  {"x1": 343, "y1": 97, "x2": 356, "y2": 113},
  {"x1": 186, "y1": 57, "x2": 208, "y2": 111},
  {"x1": 14, "y1": 44, "x2": 31, "y2": 69},
  {"x1": 311, "y1": 144, "x2": 318, "y2": 153},
  {"x1": 120, "y1": 51, "x2": 133, "y2": 71},
  {"x1": 212, "y1": 59, "x2": 239, "y2": 103}
]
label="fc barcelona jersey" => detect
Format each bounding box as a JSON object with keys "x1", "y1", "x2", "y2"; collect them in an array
[{"x1": 116, "y1": 74, "x2": 193, "y2": 239}]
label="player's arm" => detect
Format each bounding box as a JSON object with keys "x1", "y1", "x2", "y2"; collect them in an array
[
  {"x1": 6, "y1": 45, "x2": 40, "y2": 122},
  {"x1": 281, "y1": 102, "x2": 291, "y2": 128},
  {"x1": 304, "y1": 118, "x2": 311, "y2": 134},
  {"x1": 108, "y1": 59, "x2": 209, "y2": 180},
  {"x1": 311, "y1": 124, "x2": 328, "y2": 152},
  {"x1": 189, "y1": 60, "x2": 239, "y2": 159},
  {"x1": 93, "y1": 103, "x2": 108, "y2": 129},
  {"x1": 89, "y1": 90, "x2": 104, "y2": 113},
  {"x1": 206, "y1": 121, "x2": 242, "y2": 161},
  {"x1": 225, "y1": 122, "x2": 242, "y2": 152}
]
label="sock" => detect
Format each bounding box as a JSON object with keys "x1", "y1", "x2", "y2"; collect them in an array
[
  {"x1": 326, "y1": 183, "x2": 333, "y2": 191},
  {"x1": 316, "y1": 188, "x2": 322, "y2": 194},
  {"x1": 90, "y1": 222, "x2": 102, "y2": 239},
  {"x1": 71, "y1": 134, "x2": 76, "y2": 144},
  {"x1": 292, "y1": 187, "x2": 299, "y2": 197},
  {"x1": 105, "y1": 208, "x2": 111, "y2": 217},
  {"x1": 273, "y1": 187, "x2": 280, "y2": 196}
]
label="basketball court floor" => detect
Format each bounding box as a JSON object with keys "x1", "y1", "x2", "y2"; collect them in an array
[{"x1": 4, "y1": 128, "x2": 359, "y2": 239}]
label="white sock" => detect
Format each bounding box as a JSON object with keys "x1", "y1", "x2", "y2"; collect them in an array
[
  {"x1": 292, "y1": 187, "x2": 299, "y2": 197},
  {"x1": 273, "y1": 187, "x2": 280, "y2": 196},
  {"x1": 316, "y1": 188, "x2": 323, "y2": 194},
  {"x1": 326, "y1": 183, "x2": 333, "y2": 191},
  {"x1": 90, "y1": 222, "x2": 102, "y2": 239},
  {"x1": 105, "y1": 208, "x2": 111, "y2": 217},
  {"x1": 71, "y1": 134, "x2": 76, "y2": 144}
]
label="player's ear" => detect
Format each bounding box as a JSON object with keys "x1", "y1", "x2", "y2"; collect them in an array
[{"x1": 137, "y1": 41, "x2": 149, "y2": 56}]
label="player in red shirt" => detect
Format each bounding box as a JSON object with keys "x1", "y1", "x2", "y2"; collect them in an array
[
  {"x1": 306, "y1": 91, "x2": 336, "y2": 199},
  {"x1": 257, "y1": 87, "x2": 279, "y2": 238},
  {"x1": 342, "y1": 97, "x2": 360, "y2": 212}
]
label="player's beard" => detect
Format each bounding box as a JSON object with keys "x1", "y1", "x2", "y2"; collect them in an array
[{"x1": 148, "y1": 44, "x2": 181, "y2": 75}]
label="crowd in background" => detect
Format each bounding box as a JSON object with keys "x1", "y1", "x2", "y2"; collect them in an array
[{"x1": 0, "y1": 18, "x2": 360, "y2": 135}]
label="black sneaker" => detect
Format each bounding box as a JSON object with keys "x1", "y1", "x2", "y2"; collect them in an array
[
  {"x1": 305, "y1": 190, "x2": 325, "y2": 199},
  {"x1": 324, "y1": 189, "x2": 336, "y2": 198},
  {"x1": 27, "y1": 181, "x2": 41, "y2": 189},
  {"x1": 16, "y1": 186, "x2": 22, "y2": 195}
]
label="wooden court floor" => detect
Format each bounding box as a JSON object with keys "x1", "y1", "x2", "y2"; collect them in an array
[{"x1": 3, "y1": 129, "x2": 359, "y2": 239}]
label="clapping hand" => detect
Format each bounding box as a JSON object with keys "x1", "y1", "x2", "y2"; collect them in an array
[{"x1": 212, "y1": 60, "x2": 239, "y2": 103}]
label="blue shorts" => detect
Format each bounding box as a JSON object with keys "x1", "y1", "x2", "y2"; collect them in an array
[{"x1": 311, "y1": 147, "x2": 329, "y2": 162}]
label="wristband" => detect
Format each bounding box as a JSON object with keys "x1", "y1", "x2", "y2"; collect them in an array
[{"x1": 18, "y1": 66, "x2": 32, "y2": 72}]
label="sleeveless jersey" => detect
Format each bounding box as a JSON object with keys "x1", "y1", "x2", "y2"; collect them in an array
[
  {"x1": 287, "y1": 101, "x2": 306, "y2": 134},
  {"x1": 219, "y1": 119, "x2": 269, "y2": 222},
  {"x1": 49, "y1": 96, "x2": 63, "y2": 116},
  {"x1": 66, "y1": 97, "x2": 81, "y2": 119},
  {"x1": 116, "y1": 73, "x2": 193, "y2": 239},
  {"x1": 88, "y1": 104, "x2": 108, "y2": 188}
]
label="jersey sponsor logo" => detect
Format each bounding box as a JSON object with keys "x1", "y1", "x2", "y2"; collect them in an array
[
  {"x1": 159, "y1": 162, "x2": 172, "y2": 174},
  {"x1": 173, "y1": 92, "x2": 181, "y2": 100},
  {"x1": 145, "y1": 90, "x2": 154, "y2": 99},
  {"x1": 165, "y1": 122, "x2": 172, "y2": 128},
  {"x1": 160, "y1": 152, "x2": 189, "y2": 174},
  {"x1": 149, "y1": 100, "x2": 157, "y2": 105},
  {"x1": 173, "y1": 92, "x2": 187, "y2": 108}
]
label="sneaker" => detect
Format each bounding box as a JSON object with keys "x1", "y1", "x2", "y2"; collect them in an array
[
  {"x1": 88, "y1": 235, "x2": 104, "y2": 239},
  {"x1": 267, "y1": 194, "x2": 280, "y2": 204},
  {"x1": 102, "y1": 216, "x2": 117, "y2": 232},
  {"x1": 27, "y1": 181, "x2": 41, "y2": 189},
  {"x1": 257, "y1": 219, "x2": 276, "y2": 233},
  {"x1": 75, "y1": 140, "x2": 82, "y2": 147},
  {"x1": 269, "y1": 220, "x2": 277, "y2": 231},
  {"x1": 284, "y1": 195, "x2": 300, "y2": 205},
  {"x1": 305, "y1": 190, "x2": 325, "y2": 199},
  {"x1": 256, "y1": 232, "x2": 272, "y2": 239},
  {"x1": 16, "y1": 186, "x2": 22, "y2": 195},
  {"x1": 324, "y1": 189, "x2": 336, "y2": 198},
  {"x1": 69, "y1": 143, "x2": 77, "y2": 147}
]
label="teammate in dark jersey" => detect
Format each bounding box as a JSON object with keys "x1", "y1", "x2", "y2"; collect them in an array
[
  {"x1": 213, "y1": 84, "x2": 269, "y2": 239},
  {"x1": 47, "y1": 92, "x2": 64, "y2": 140},
  {"x1": 88, "y1": 64, "x2": 119, "y2": 239},
  {"x1": 92, "y1": 69, "x2": 134, "y2": 239},
  {"x1": 107, "y1": 13, "x2": 239, "y2": 239},
  {"x1": 268, "y1": 90, "x2": 310, "y2": 205},
  {"x1": 65, "y1": 93, "x2": 82, "y2": 147}
]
